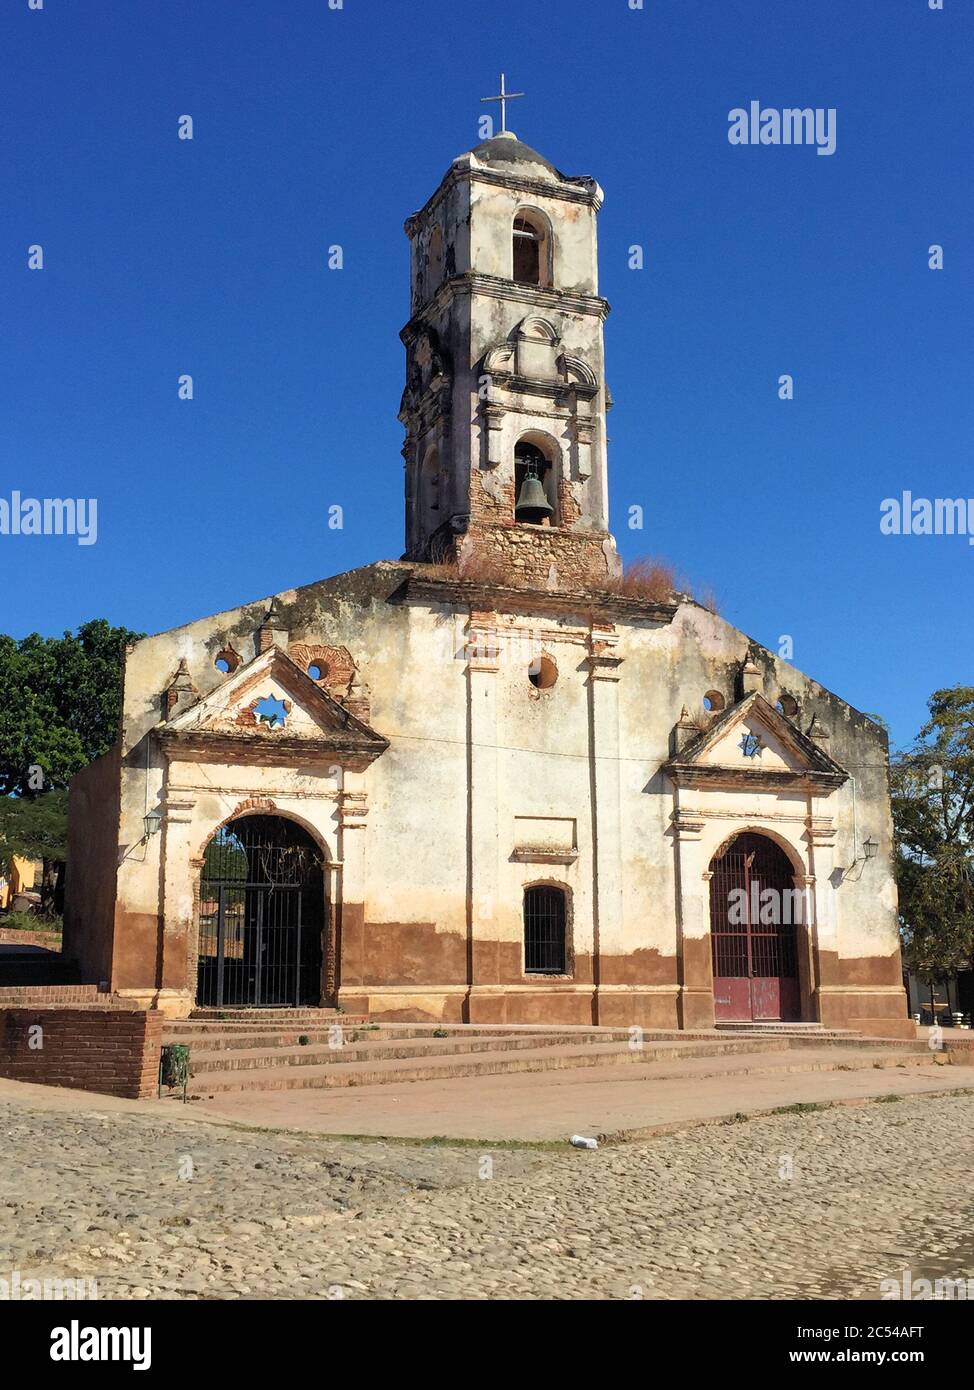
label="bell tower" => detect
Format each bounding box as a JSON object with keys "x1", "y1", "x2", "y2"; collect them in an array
[{"x1": 399, "y1": 118, "x2": 621, "y2": 588}]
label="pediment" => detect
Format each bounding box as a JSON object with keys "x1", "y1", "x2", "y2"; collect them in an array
[
  {"x1": 157, "y1": 646, "x2": 388, "y2": 768},
  {"x1": 665, "y1": 694, "x2": 848, "y2": 792},
  {"x1": 483, "y1": 319, "x2": 598, "y2": 398}
]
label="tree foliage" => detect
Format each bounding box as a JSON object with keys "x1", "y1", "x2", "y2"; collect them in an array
[
  {"x1": 0, "y1": 788, "x2": 69, "y2": 861},
  {"x1": 891, "y1": 687, "x2": 974, "y2": 979},
  {"x1": 0, "y1": 620, "x2": 142, "y2": 876},
  {"x1": 0, "y1": 619, "x2": 142, "y2": 796}
]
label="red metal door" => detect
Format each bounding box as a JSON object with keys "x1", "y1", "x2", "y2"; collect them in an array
[{"x1": 710, "y1": 834, "x2": 801, "y2": 1022}]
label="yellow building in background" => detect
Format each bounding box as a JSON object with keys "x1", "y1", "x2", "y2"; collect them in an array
[{"x1": 0, "y1": 855, "x2": 36, "y2": 910}]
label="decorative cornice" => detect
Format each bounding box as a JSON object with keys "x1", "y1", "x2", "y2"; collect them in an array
[
  {"x1": 511, "y1": 848, "x2": 579, "y2": 865},
  {"x1": 404, "y1": 165, "x2": 602, "y2": 237},
  {"x1": 157, "y1": 727, "x2": 387, "y2": 772},
  {"x1": 401, "y1": 274, "x2": 609, "y2": 344},
  {"x1": 339, "y1": 791, "x2": 369, "y2": 830},
  {"x1": 666, "y1": 765, "x2": 847, "y2": 793},
  {"x1": 671, "y1": 807, "x2": 706, "y2": 840},
  {"x1": 391, "y1": 573, "x2": 678, "y2": 626},
  {"x1": 484, "y1": 370, "x2": 599, "y2": 404},
  {"x1": 467, "y1": 166, "x2": 602, "y2": 207},
  {"x1": 161, "y1": 792, "x2": 196, "y2": 825},
  {"x1": 585, "y1": 652, "x2": 624, "y2": 681},
  {"x1": 805, "y1": 817, "x2": 838, "y2": 847}
]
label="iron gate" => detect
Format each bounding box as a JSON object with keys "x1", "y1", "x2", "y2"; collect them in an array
[
  {"x1": 709, "y1": 833, "x2": 801, "y2": 1022},
  {"x1": 197, "y1": 815, "x2": 324, "y2": 1008}
]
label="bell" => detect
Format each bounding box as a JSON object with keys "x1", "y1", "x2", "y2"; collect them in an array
[{"x1": 514, "y1": 466, "x2": 554, "y2": 523}]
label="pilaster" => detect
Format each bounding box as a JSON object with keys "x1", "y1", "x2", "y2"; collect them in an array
[
  {"x1": 466, "y1": 614, "x2": 501, "y2": 1007},
  {"x1": 585, "y1": 635, "x2": 623, "y2": 1023}
]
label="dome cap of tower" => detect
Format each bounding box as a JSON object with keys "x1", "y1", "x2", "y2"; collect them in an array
[
  {"x1": 452, "y1": 130, "x2": 598, "y2": 193},
  {"x1": 466, "y1": 130, "x2": 561, "y2": 180}
]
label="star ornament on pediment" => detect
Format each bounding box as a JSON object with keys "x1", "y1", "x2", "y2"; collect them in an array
[
  {"x1": 254, "y1": 695, "x2": 289, "y2": 729},
  {"x1": 738, "y1": 732, "x2": 763, "y2": 759}
]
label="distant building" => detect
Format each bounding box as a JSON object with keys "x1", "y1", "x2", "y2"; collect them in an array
[
  {"x1": 0, "y1": 855, "x2": 37, "y2": 911},
  {"x1": 904, "y1": 969, "x2": 973, "y2": 1026}
]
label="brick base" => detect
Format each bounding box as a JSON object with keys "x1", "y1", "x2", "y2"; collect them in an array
[{"x1": 0, "y1": 1006, "x2": 164, "y2": 1100}]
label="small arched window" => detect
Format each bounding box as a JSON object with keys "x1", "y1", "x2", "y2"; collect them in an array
[
  {"x1": 513, "y1": 212, "x2": 550, "y2": 287},
  {"x1": 524, "y1": 886, "x2": 567, "y2": 974}
]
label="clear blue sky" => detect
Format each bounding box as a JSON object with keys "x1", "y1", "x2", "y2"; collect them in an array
[{"x1": 0, "y1": 0, "x2": 969, "y2": 752}]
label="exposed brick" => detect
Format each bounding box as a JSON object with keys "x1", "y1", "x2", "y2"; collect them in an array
[{"x1": 0, "y1": 1007, "x2": 163, "y2": 1100}]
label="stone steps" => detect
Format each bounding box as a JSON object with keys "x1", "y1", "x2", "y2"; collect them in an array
[
  {"x1": 167, "y1": 1023, "x2": 664, "y2": 1045},
  {"x1": 188, "y1": 1007, "x2": 355, "y2": 1023},
  {"x1": 715, "y1": 1022, "x2": 861, "y2": 1035},
  {"x1": 183, "y1": 1029, "x2": 693, "y2": 1073},
  {"x1": 184, "y1": 1033, "x2": 937, "y2": 1095},
  {"x1": 171, "y1": 1019, "x2": 369, "y2": 1038},
  {"x1": 176, "y1": 1026, "x2": 896, "y2": 1069}
]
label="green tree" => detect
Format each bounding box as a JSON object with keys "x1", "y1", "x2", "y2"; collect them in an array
[
  {"x1": 0, "y1": 620, "x2": 142, "y2": 903},
  {"x1": 0, "y1": 788, "x2": 69, "y2": 861},
  {"x1": 891, "y1": 687, "x2": 974, "y2": 983},
  {"x1": 0, "y1": 619, "x2": 142, "y2": 795}
]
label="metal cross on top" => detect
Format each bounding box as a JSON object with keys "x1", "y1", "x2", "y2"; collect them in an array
[{"x1": 481, "y1": 73, "x2": 525, "y2": 134}]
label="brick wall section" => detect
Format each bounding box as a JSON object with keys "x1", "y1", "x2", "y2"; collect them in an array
[
  {"x1": 0, "y1": 1006, "x2": 164, "y2": 1100},
  {"x1": 0, "y1": 986, "x2": 104, "y2": 1005},
  {"x1": 465, "y1": 473, "x2": 618, "y2": 587},
  {"x1": 0, "y1": 929, "x2": 63, "y2": 949}
]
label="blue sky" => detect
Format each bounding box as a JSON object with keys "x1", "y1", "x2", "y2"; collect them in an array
[{"x1": 0, "y1": 0, "x2": 969, "y2": 751}]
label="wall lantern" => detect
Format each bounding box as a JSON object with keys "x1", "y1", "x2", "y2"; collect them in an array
[
  {"x1": 143, "y1": 810, "x2": 163, "y2": 840},
  {"x1": 862, "y1": 836, "x2": 879, "y2": 861}
]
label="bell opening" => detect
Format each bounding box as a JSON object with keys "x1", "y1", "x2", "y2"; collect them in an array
[{"x1": 514, "y1": 443, "x2": 555, "y2": 526}]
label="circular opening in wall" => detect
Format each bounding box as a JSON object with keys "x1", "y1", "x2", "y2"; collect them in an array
[
  {"x1": 703, "y1": 690, "x2": 725, "y2": 713},
  {"x1": 214, "y1": 648, "x2": 240, "y2": 676},
  {"x1": 776, "y1": 694, "x2": 799, "y2": 718},
  {"x1": 308, "y1": 663, "x2": 326, "y2": 681},
  {"x1": 529, "y1": 655, "x2": 558, "y2": 690}
]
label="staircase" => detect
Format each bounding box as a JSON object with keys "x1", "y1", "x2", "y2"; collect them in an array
[
  {"x1": 163, "y1": 1013, "x2": 943, "y2": 1097},
  {"x1": 715, "y1": 1021, "x2": 860, "y2": 1036}
]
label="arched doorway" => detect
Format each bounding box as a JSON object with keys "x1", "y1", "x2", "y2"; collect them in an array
[
  {"x1": 709, "y1": 832, "x2": 802, "y2": 1022},
  {"x1": 197, "y1": 815, "x2": 324, "y2": 1009}
]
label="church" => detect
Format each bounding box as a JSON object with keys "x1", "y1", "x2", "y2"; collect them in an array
[{"x1": 64, "y1": 119, "x2": 910, "y2": 1038}]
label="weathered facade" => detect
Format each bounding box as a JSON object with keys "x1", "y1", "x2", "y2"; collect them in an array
[{"x1": 65, "y1": 130, "x2": 910, "y2": 1036}]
